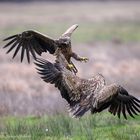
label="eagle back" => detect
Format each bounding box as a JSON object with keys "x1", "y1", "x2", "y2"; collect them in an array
[{"x1": 80, "y1": 74, "x2": 106, "y2": 96}]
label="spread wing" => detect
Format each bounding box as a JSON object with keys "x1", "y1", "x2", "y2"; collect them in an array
[
  {"x1": 109, "y1": 88, "x2": 140, "y2": 119},
  {"x1": 34, "y1": 58, "x2": 80, "y2": 107},
  {"x1": 3, "y1": 30, "x2": 58, "y2": 63},
  {"x1": 92, "y1": 85, "x2": 140, "y2": 120}
]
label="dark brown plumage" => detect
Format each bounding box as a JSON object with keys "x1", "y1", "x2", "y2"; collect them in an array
[
  {"x1": 34, "y1": 53, "x2": 140, "y2": 119},
  {"x1": 3, "y1": 24, "x2": 88, "y2": 74}
]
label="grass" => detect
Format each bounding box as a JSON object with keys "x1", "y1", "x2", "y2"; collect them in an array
[
  {"x1": 1, "y1": 22, "x2": 140, "y2": 44},
  {"x1": 0, "y1": 112, "x2": 140, "y2": 140}
]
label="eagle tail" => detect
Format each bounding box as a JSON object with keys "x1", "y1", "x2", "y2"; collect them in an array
[{"x1": 68, "y1": 103, "x2": 90, "y2": 118}]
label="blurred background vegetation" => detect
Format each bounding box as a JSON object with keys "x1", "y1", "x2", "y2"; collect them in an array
[
  {"x1": 1, "y1": 0, "x2": 140, "y2": 116},
  {"x1": 1, "y1": 0, "x2": 139, "y2": 1},
  {"x1": 0, "y1": 1, "x2": 140, "y2": 139}
]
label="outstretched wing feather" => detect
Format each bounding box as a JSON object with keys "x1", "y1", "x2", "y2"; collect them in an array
[
  {"x1": 3, "y1": 30, "x2": 57, "y2": 63},
  {"x1": 104, "y1": 87, "x2": 140, "y2": 119},
  {"x1": 12, "y1": 41, "x2": 22, "y2": 59},
  {"x1": 21, "y1": 42, "x2": 26, "y2": 62},
  {"x1": 3, "y1": 34, "x2": 18, "y2": 41},
  {"x1": 6, "y1": 39, "x2": 19, "y2": 54},
  {"x1": 3, "y1": 37, "x2": 17, "y2": 48},
  {"x1": 25, "y1": 44, "x2": 30, "y2": 63},
  {"x1": 122, "y1": 103, "x2": 127, "y2": 119}
]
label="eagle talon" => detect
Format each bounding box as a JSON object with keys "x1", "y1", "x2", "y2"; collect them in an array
[
  {"x1": 67, "y1": 64, "x2": 74, "y2": 71},
  {"x1": 80, "y1": 57, "x2": 89, "y2": 62}
]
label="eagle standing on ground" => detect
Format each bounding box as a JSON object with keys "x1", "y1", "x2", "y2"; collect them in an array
[
  {"x1": 34, "y1": 53, "x2": 140, "y2": 119},
  {"x1": 3, "y1": 24, "x2": 88, "y2": 74}
]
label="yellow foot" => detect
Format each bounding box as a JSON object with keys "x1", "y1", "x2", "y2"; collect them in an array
[
  {"x1": 80, "y1": 57, "x2": 89, "y2": 62},
  {"x1": 67, "y1": 64, "x2": 74, "y2": 71}
]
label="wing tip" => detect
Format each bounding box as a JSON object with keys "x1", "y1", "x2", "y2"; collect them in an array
[{"x1": 3, "y1": 34, "x2": 18, "y2": 41}]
